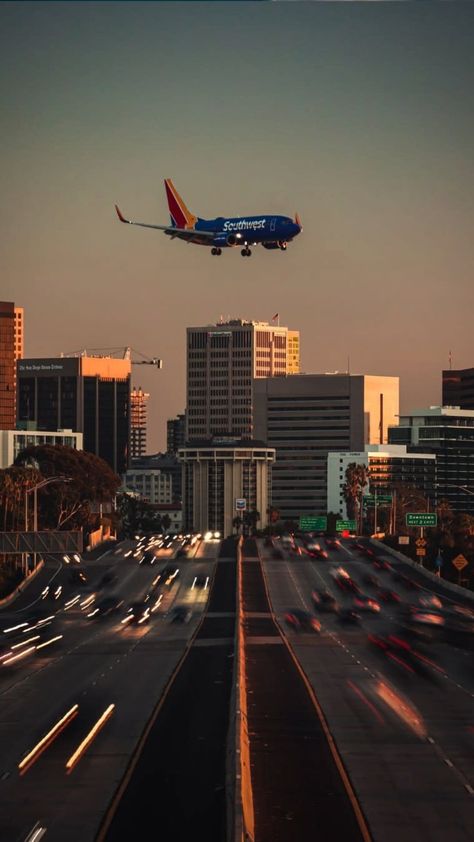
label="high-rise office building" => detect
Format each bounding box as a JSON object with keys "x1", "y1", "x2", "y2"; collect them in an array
[
  {"x1": 0, "y1": 301, "x2": 23, "y2": 430},
  {"x1": 442, "y1": 368, "x2": 474, "y2": 410},
  {"x1": 253, "y1": 373, "x2": 399, "y2": 519},
  {"x1": 186, "y1": 319, "x2": 300, "y2": 440},
  {"x1": 388, "y1": 406, "x2": 474, "y2": 515},
  {"x1": 167, "y1": 413, "x2": 186, "y2": 454},
  {"x1": 130, "y1": 387, "x2": 149, "y2": 458},
  {"x1": 17, "y1": 355, "x2": 131, "y2": 474}
]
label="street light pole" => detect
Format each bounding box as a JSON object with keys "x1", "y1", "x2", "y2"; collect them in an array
[{"x1": 25, "y1": 476, "x2": 72, "y2": 569}]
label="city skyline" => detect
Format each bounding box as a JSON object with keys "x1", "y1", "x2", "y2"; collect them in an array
[{"x1": 2, "y1": 2, "x2": 473, "y2": 452}]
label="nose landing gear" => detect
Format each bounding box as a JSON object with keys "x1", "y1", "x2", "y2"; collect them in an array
[{"x1": 211, "y1": 247, "x2": 222, "y2": 256}]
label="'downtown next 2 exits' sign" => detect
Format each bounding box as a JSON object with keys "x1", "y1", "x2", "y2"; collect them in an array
[{"x1": 406, "y1": 513, "x2": 438, "y2": 527}]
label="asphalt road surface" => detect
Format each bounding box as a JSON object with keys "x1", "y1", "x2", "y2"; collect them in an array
[
  {"x1": 259, "y1": 536, "x2": 474, "y2": 842},
  {"x1": 0, "y1": 536, "x2": 218, "y2": 842}
]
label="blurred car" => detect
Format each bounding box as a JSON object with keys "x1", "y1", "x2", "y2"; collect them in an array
[
  {"x1": 41, "y1": 583, "x2": 62, "y2": 601},
  {"x1": 87, "y1": 595, "x2": 123, "y2": 619},
  {"x1": 362, "y1": 572, "x2": 380, "y2": 588},
  {"x1": 337, "y1": 607, "x2": 361, "y2": 624},
  {"x1": 373, "y1": 558, "x2": 392, "y2": 572},
  {"x1": 169, "y1": 605, "x2": 192, "y2": 624},
  {"x1": 353, "y1": 594, "x2": 380, "y2": 614},
  {"x1": 377, "y1": 588, "x2": 401, "y2": 604},
  {"x1": 325, "y1": 538, "x2": 340, "y2": 550},
  {"x1": 140, "y1": 550, "x2": 158, "y2": 565},
  {"x1": 419, "y1": 594, "x2": 442, "y2": 610},
  {"x1": 159, "y1": 566, "x2": 180, "y2": 586},
  {"x1": 334, "y1": 574, "x2": 360, "y2": 594},
  {"x1": 69, "y1": 569, "x2": 88, "y2": 586},
  {"x1": 284, "y1": 609, "x2": 321, "y2": 633},
  {"x1": 98, "y1": 571, "x2": 117, "y2": 589},
  {"x1": 311, "y1": 589, "x2": 337, "y2": 613},
  {"x1": 121, "y1": 601, "x2": 151, "y2": 626},
  {"x1": 190, "y1": 574, "x2": 209, "y2": 590}
]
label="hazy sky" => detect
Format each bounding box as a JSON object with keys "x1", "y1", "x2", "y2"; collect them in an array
[{"x1": 2, "y1": 1, "x2": 473, "y2": 452}]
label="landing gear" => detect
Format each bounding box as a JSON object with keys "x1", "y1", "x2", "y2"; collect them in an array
[
  {"x1": 279, "y1": 241, "x2": 287, "y2": 251},
  {"x1": 211, "y1": 247, "x2": 222, "y2": 256},
  {"x1": 241, "y1": 247, "x2": 252, "y2": 257}
]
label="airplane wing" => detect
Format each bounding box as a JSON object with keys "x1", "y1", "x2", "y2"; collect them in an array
[{"x1": 115, "y1": 205, "x2": 217, "y2": 239}]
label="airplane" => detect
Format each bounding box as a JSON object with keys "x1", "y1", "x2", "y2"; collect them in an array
[{"x1": 115, "y1": 179, "x2": 302, "y2": 257}]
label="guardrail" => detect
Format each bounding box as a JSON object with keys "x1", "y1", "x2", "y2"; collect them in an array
[
  {"x1": 0, "y1": 558, "x2": 45, "y2": 608},
  {"x1": 234, "y1": 536, "x2": 255, "y2": 842},
  {"x1": 370, "y1": 539, "x2": 474, "y2": 603}
]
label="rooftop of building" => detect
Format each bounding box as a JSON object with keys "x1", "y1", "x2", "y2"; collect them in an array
[
  {"x1": 397, "y1": 406, "x2": 474, "y2": 419},
  {"x1": 188, "y1": 319, "x2": 293, "y2": 330},
  {"x1": 182, "y1": 436, "x2": 271, "y2": 449}
]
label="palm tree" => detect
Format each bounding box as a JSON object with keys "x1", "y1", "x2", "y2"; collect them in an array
[
  {"x1": 243, "y1": 510, "x2": 260, "y2": 536},
  {"x1": 342, "y1": 463, "x2": 368, "y2": 526},
  {"x1": 232, "y1": 516, "x2": 243, "y2": 535}
]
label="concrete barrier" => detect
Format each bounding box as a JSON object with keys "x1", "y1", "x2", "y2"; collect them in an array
[
  {"x1": 0, "y1": 558, "x2": 45, "y2": 608},
  {"x1": 235, "y1": 536, "x2": 255, "y2": 842},
  {"x1": 370, "y1": 539, "x2": 474, "y2": 604}
]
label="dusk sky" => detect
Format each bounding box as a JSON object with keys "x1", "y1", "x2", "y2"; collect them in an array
[{"x1": 2, "y1": 1, "x2": 473, "y2": 453}]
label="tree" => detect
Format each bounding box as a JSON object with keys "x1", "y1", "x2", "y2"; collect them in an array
[
  {"x1": 117, "y1": 493, "x2": 163, "y2": 538},
  {"x1": 243, "y1": 509, "x2": 260, "y2": 536},
  {"x1": 0, "y1": 465, "x2": 42, "y2": 532},
  {"x1": 232, "y1": 516, "x2": 243, "y2": 535},
  {"x1": 392, "y1": 482, "x2": 428, "y2": 535},
  {"x1": 342, "y1": 463, "x2": 368, "y2": 525},
  {"x1": 14, "y1": 445, "x2": 120, "y2": 531}
]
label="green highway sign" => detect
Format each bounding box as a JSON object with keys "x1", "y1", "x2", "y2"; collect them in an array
[
  {"x1": 363, "y1": 495, "x2": 392, "y2": 504},
  {"x1": 336, "y1": 519, "x2": 357, "y2": 532},
  {"x1": 406, "y1": 513, "x2": 438, "y2": 527},
  {"x1": 299, "y1": 516, "x2": 327, "y2": 532}
]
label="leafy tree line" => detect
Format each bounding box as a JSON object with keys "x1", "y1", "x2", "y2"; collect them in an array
[{"x1": 0, "y1": 445, "x2": 121, "y2": 533}]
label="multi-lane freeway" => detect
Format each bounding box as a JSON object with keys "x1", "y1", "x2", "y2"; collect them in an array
[
  {"x1": 0, "y1": 532, "x2": 472, "y2": 842},
  {"x1": 258, "y1": 535, "x2": 474, "y2": 842},
  {"x1": 0, "y1": 535, "x2": 218, "y2": 842}
]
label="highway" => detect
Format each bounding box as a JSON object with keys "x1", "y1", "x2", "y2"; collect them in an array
[
  {"x1": 0, "y1": 536, "x2": 218, "y2": 842},
  {"x1": 259, "y1": 536, "x2": 474, "y2": 842},
  {"x1": 0, "y1": 533, "x2": 472, "y2": 841},
  {"x1": 100, "y1": 536, "x2": 237, "y2": 842}
]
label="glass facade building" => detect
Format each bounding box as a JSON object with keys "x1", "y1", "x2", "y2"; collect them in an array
[{"x1": 17, "y1": 356, "x2": 131, "y2": 474}]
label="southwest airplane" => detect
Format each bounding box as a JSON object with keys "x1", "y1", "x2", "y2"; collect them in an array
[{"x1": 115, "y1": 179, "x2": 302, "y2": 257}]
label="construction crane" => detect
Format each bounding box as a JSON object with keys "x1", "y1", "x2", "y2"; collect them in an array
[
  {"x1": 123, "y1": 347, "x2": 163, "y2": 368},
  {"x1": 61, "y1": 347, "x2": 163, "y2": 368}
]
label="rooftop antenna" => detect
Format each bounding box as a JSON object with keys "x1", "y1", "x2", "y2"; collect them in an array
[
  {"x1": 448, "y1": 349, "x2": 452, "y2": 370},
  {"x1": 347, "y1": 354, "x2": 350, "y2": 374}
]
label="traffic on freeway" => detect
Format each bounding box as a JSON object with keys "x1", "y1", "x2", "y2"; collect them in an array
[{"x1": 0, "y1": 532, "x2": 216, "y2": 842}]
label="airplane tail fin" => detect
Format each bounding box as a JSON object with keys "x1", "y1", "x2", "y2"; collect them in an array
[{"x1": 164, "y1": 179, "x2": 197, "y2": 229}]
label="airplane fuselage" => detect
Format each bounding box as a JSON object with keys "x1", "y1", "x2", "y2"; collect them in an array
[{"x1": 192, "y1": 214, "x2": 300, "y2": 248}]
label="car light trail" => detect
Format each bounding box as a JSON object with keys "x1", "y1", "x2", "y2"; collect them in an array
[
  {"x1": 36, "y1": 635, "x2": 63, "y2": 651},
  {"x1": 11, "y1": 636, "x2": 40, "y2": 650},
  {"x1": 18, "y1": 704, "x2": 79, "y2": 775},
  {"x1": 65, "y1": 704, "x2": 115, "y2": 773},
  {"x1": 64, "y1": 595, "x2": 81, "y2": 610},
  {"x1": 3, "y1": 646, "x2": 36, "y2": 666},
  {"x1": 3, "y1": 622, "x2": 28, "y2": 634},
  {"x1": 24, "y1": 822, "x2": 47, "y2": 842}
]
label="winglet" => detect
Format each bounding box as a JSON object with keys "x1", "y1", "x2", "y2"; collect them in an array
[
  {"x1": 295, "y1": 211, "x2": 302, "y2": 231},
  {"x1": 115, "y1": 204, "x2": 129, "y2": 223}
]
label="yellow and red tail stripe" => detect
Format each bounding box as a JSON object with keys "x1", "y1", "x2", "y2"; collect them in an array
[{"x1": 164, "y1": 178, "x2": 197, "y2": 230}]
